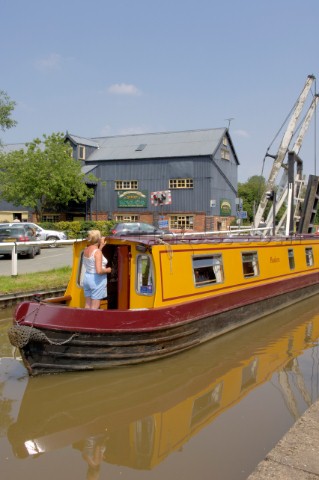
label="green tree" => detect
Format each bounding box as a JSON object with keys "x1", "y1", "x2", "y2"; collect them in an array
[
  {"x1": 0, "y1": 132, "x2": 98, "y2": 220},
  {"x1": 237, "y1": 175, "x2": 266, "y2": 222},
  {"x1": 0, "y1": 90, "x2": 17, "y2": 143}
]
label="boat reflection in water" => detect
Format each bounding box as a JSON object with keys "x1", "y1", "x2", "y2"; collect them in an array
[{"x1": 7, "y1": 299, "x2": 319, "y2": 477}]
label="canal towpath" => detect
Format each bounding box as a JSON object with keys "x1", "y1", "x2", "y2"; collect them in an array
[{"x1": 247, "y1": 399, "x2": 319, "y2": 479}]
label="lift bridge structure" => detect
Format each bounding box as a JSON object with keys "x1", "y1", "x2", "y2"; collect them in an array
[{"x1": 254, "y1": 74, "x2": 319, "y2": 235}]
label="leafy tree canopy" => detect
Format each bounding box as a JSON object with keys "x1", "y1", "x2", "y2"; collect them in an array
[
  {"x1": 0, "y1": 132, "x2": 98, "y2": 220},
  {"x1": 237, "y1": 175, "x2": 266, "y2": 222},
  {"x1": 0, "y1": 90, "x2": 17, "y2": 144}
]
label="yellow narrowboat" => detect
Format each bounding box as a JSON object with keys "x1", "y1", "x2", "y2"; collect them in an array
[{"x1": 8, "y1": 231, "x2": 319, "y2": 375}]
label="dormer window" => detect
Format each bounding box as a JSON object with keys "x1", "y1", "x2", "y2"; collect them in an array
[
  {"x1": 78, "y1": 145, "x2": 86, "y2": 160},
  {"x1": 222, "y1": 136, "x2": 228, "y2": 146}
]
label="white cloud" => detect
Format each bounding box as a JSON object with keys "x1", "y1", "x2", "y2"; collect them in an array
[
  {"x1": 35, "y1": 53, "x2": 62, "y2": 71},
  {"x1": 107, "y1": 83, "x2": 141, "y2": 96}
]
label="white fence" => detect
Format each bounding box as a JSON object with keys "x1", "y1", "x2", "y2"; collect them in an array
[{"x1": 3, "y1": 239, "x2": 84, "y2": 276}]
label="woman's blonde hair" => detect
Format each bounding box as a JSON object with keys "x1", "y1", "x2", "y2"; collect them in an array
[{"x1": 87, "y1": 230, "x2": 101, "y2": 245}]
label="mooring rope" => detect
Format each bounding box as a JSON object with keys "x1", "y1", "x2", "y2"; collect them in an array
[{"x1": 15, "y1": 303, "x2": 41, "y2": 325}]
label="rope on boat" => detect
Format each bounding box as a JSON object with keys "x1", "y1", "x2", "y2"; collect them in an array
[
  {"x1": 158, "y1": 238, "x2": 174, "y2": 272},
  {"x1": 7, "y1": 323, "x2": 79, "y2": 348}
]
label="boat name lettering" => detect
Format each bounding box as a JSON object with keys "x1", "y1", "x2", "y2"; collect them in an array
[{"x1": 270, "y1": 257, "x2": 280, "y2": 263}]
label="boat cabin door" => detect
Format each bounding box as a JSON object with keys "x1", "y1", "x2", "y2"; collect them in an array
[{"x1": 102, "y1": 244, "x2": 130, "y2": 309}]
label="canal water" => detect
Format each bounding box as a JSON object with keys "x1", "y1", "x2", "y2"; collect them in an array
[{"x1": 1, "y1": 297, "x2": 319, "y2": 480}]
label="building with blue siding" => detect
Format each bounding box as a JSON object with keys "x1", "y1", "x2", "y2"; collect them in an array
[
  {"x1": 0, "y1": 127, "x2": 239, "y2": 231},
  {"x1": 66, "y1": 127, "x2": 239, "y2": 231}
]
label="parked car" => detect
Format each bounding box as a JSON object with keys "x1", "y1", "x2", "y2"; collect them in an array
[
  {"x1": 111, "y1": 222, "x2": 167, "y2": 236},
  {"x1": 0, "y1": 225, "x2": 41, "y2": 258},
  {"x1": 0, "y1": 222, "x2": 67, "y2": 247}
]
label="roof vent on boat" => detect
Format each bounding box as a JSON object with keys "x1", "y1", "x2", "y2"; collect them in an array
[{"x1": 136, "y1": 244, "x2": 148, "y2": 252}]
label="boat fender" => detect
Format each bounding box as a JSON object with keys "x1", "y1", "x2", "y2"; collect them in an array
[{"x1": 7, "y1": 324, "x2": 78, "y2": 348}]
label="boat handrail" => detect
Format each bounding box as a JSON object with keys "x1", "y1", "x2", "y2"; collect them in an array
[{"x1": 117, "y1": 230, "x2": 319, "y2": 247}]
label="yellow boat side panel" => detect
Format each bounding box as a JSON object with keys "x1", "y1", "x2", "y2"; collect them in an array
[
  {"x1": 64, "y1": 237, "x2": 319, "y2": 310},
  {"x1": 157, "y1": 239, "x2": 319, "y2": 306}
]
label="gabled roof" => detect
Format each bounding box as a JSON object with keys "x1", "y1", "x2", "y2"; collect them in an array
[
  {"x1": 68, "y1": 128, "x2": 239, "y2": 165},
  {"x1": 2, "y1": 128, "x2": 239, "y2": 165},
  {"x1": 65, "y1": 133, "x2": 99, "y2": 148}
]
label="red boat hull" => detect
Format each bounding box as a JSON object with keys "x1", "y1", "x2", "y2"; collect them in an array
[{"x1": 9, "y1": 271, "x2": 319, "y2": 375}]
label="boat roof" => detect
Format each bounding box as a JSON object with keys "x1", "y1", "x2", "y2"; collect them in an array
[{"x1": 106, "y1": 232, "x2": 319, "y2": 247}]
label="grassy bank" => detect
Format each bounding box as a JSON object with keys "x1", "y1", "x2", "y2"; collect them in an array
[{"x1": 0, "y1": 266, "x2": 72, "y2": 295}]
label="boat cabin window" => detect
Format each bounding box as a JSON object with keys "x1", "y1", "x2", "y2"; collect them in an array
[
  {"x1": 306, "y1": 247, "x2": 314, "y2": 267},
  {"x1": 136, "y1": 254, "x2": 154, "y2": 295},
  {"x1": 242, "y1": 252, "x2": 259, "y2": 278},
  {"x1": 193, "y1": 255, "x2": 224, "y2": 286},
  {"x1": 288, "y1": 249, "x2": 295, "y2": 270}
]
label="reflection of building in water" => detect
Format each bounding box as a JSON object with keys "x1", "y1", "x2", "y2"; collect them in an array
[{"x1": 7, "y1": 316, "x2": 319, "y2": 471}]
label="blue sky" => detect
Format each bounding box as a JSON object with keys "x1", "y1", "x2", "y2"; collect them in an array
[{"x1": 2, "y1": 0, "x2": 319, "y2": 181}]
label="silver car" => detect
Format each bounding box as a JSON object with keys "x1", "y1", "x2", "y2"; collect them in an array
[
  {"x1": 0, "y1": 222, "x2": 68, "y2": 247},
  {"x1": 0, "y1": 225, "x2": 41, "y2": 258}
]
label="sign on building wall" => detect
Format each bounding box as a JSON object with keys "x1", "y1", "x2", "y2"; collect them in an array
[
  {"x1": 117, "y1": 191, "x2": 148, "y2": 208},
  {"x1": 151, "y1": 190, "x2": 172, "y2": 206},
  {"x1": 220, "y1": 199, "x2": 232, "y2": 216}
]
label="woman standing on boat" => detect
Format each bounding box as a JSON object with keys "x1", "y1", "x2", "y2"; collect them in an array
[{"x1": 83, "y1": 230, "x2": 111, "y2": 309}]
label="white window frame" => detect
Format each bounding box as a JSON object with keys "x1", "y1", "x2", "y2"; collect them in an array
[
  {"x1": 136, "y1": 254, "x2": 154, "y2": 295},
  {"x1": 242, "y1": 251, "x2": 259, "y2": 278},
  {"x1": 169, "y1": 215, "x2": 194, "y2": 230},
  {"x1": 115, "y1": 180, "x2": 138, "y2": 190},
  {"x1": 169, "y1": 178, "x2": 193, "y2": 189},
  {"x1": 115, "y1": 215, "x2": 139, "y2": 222},
  {"x1": 221, "y1": 148, "x2": 230, "y2": 160},
  {"x1": 306, "y1": 247, "x2": 314, "y2": 266},
  {"x1": 193, "y1": 255, "x2": 224, "y2": 286},
  {"x1": 78, "y1": 145, "x2": 86, "y2": 160}
]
